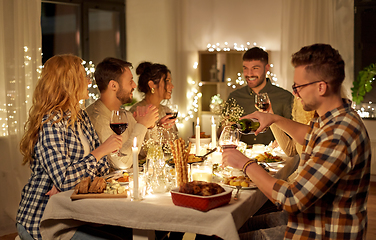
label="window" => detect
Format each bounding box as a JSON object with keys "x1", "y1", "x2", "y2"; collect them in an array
[
  {"x1": 354, "y1": 1, "x2": 376, "y2": 118},
  {"x1": 41, "y1": 0, "x2": 126, "y2": 65}
]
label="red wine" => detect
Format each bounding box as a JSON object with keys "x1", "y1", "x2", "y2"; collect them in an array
[
  {"x1": 220, "y1": 144, "x2": 238, "y2": 149},
  {"x1": 257, "y1": 102, "x2": 270, "y2": 111},
  {"x1": 110, "y1": 123, "x2": 128, "y2": 135},
  {"x1": 166, "y1": 112, "x2": 178, "y2": 119}
]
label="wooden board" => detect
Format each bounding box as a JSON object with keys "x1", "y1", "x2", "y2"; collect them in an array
[{"x1": 70, "y1": 191, "x2": 128, "y2": 200}]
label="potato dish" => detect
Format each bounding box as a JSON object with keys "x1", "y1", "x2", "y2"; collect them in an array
[
  {"x1": 223, "y1": 176, "x2": 253, "y2": 188},
  {"x1": 255, "y1": 152, "x2": 283, "y2": 163}
]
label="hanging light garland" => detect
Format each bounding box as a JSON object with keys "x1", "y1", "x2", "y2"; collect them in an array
[
  {"x1": 177, "y1": 42, "x2": 280, "y2": 129},
  {"x1": 0, "y1": 46, "x2": 42, "y2": 136},
  {"x1": 80, "y1": 60, "x2": 99, "y2": 106}
]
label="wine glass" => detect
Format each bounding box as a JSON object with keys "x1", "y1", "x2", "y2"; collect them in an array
[
  {"x1": 218, "y1": 126, "x2": 240, "y2": 149},
  {"x1": 255, "y1": 93, "x2": 270, "y2": 111},
  {"x1": 166, "y1": 104, "x2": 178, "y2": 119},
  {"x1": 110, "y1": 109, "x2": 128, "y2": 156}
]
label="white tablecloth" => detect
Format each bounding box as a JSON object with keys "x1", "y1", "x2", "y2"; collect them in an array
[
  {"x1": 40, "y1": 189, "x2": 259, "y2": 240},
  {"x1": 40, "y1": 155, "x2": 299, "y2": 240}
]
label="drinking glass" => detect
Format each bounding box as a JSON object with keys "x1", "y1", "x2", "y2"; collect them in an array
[
  {"x1": 218, "y1": 126, "x2": 240, "y2": 149},
  {"x1": 255, "y1": 93, "x2": 270, "y2": 111},
  {"x1": 110, "y1": 109, "x2": 128, "y2": 156},
  {"x1": 191, "y1": 162, "x2": 212, "y2": 182},
  {"x1": 166, "y1": 104, "x2": 178, "y2": 119}
]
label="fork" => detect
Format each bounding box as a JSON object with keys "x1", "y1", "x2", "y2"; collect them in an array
[{"x1": 234, "y1": 186, "x2": 242, "y2": 200}]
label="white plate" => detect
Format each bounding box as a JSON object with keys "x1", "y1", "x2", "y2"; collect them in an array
[
  {"x1": 259, "y1": 158, "x2": 286, "y2": 168},
  {"x1": 222, "y1": 183, "x2": 257, "y2": 190},
  {"x1": 103, "y1": 170, "x2": 130, "y2": 185}
]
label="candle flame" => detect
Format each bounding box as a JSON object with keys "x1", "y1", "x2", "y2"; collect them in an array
[
  {"x1": 133, "y1": 137, "x2": 137, "y2": 148},
  {"x1": 197, "y1": 117, "x2": 199, "y2": 126},
  {"x1": 212, "y1": 116, "x2": 214, "y2": 124}
]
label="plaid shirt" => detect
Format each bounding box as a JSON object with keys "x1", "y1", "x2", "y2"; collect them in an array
[
  {"x1": 16, "y1": 110, "x2": 109, "y2": 240},
  {"x1": 272, "y1": 99, "x2": 371, "y2": 239}
]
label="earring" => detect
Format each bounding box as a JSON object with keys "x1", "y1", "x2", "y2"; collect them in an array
[{"x1": 151, "y1": 88, "x2": 155, "y2": 94}]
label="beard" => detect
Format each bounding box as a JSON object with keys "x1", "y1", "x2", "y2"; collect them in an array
[
  {"x1": 116, "y1": 87, "x2": 132, "y2": 105},
  {"x1": 246, "y1": 71, "x2": 267, "y2": 89},
  {"x1": 301, "y1": 100, "x2": 316, "y2": 112}
]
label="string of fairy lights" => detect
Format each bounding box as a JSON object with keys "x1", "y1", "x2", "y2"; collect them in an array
[
  {"x1": 0, "y1": 42, "x2": 374, "y2": 136},
  {"x1": 175, "y1": 42, "x2": 279, "y2": 128},
  {"x1": 0, "y1": 46, "x2": 42, "y2": 136}
]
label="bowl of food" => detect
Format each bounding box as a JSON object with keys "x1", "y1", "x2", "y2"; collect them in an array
[{"x1": 171, "y1": 181, "x2": 232, "y2": 211}]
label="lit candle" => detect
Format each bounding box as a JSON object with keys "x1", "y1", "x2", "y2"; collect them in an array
[
  {"x1": 211, "y1": 116, "x2": 216, "y2": 147},
  {"x1": 196, "y1": 117, "x2": 200, "y2": 156},
  {"x1": 132, "y1": 137, "x2": 139, "y2": 200}
]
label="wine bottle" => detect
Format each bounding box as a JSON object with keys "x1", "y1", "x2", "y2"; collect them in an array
[{"x1": 231, "y1": 119, "x2": 261, "y2": 134}]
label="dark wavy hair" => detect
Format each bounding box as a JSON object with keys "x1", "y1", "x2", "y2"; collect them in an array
[
  {"x1": 94, "y1": 57, "x2": 133, "y2": 92},
  {"x1": 291, "y1": 43, "x2": 345, "y2": 94},
  {"x1": 136, "y1": 62, "x2": 171, "y2": 94},
  {"x1": 243, "y1": 47, "x2": 268, "y2": 65}
]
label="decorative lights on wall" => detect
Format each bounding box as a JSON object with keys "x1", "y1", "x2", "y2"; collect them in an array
[
  {"x1": 0, "y1": 46, "x2": 42, "y2": 136},
  {"x1": 177, "y1": 42, "x2": 280, "y2": 129},
  {"x1": 207, "y1": 41, "x2": 265, "y2": 52},
  {"x1": 80, "y1": 60, "x2": 99, "y2": 106},
  {"x1": 355, "y1": 101, "x2": 376, "y2": 118}
]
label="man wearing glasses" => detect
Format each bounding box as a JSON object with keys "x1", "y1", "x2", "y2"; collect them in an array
[{"x1": 223, "y1": 44, "x2": 371, "y2": 239}]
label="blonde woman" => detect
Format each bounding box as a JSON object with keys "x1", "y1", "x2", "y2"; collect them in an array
[{"x1": 16, "y1": 55, "x2": 122, "y2": 240}]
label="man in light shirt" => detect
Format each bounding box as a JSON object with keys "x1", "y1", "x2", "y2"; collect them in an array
[{"x1": 87, "y1": 57, "x2": 158, "y2": 169}]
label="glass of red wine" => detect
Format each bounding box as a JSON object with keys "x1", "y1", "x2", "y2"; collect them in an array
[
  {"x1": 166, "y1": 104, "x2": 178, "y2": 119},
  {"x1": 110, "y1": 109, "x2": 128, "y2": 156},
  {"x1": 255, "y1": 93, "x2": 270, "y2": 111},
  {"x1": 218, "y1": 126, "x2": 240, "y2": 149}
]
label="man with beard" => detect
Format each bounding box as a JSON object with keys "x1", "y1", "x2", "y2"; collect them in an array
[
  {"x1": 87, "y1": 57, "x2": 159, "y2": 169},
  {"x1": 222, "y1": 44, "x2": 371, "y2": 239},
  {"x1": 226, "y1": 47, "x2": 294, "y2": 145}
]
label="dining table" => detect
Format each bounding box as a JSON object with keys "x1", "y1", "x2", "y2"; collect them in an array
[{"x1": 39, "y1": 154, "x2": 299, "y2": 240}]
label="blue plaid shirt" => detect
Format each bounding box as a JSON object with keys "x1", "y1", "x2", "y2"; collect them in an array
[{"x1": 16, "y1": 110, "x2": 110, "y2": 239}]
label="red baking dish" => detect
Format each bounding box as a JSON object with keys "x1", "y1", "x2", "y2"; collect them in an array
[{"x1": 170, "y1": 187, "x2": 232, "y2": 211}]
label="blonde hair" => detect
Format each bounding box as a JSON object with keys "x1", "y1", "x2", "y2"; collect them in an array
[
  {"x1": 20, "y1": 54, "x2": 87, "y2": 165},
  {"x1": 292, "y1": 97, "x2": 316, "y2": 125}
]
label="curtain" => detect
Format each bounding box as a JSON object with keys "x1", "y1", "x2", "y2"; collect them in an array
[
  {"x1": 280, "y1": 0, "x2": 354, "y2": 98},
  {"x1": 0, "y1": 0, "x2": 41, "y2": 235}
]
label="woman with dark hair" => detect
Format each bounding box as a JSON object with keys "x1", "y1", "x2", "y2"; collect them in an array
[{"x1": 130, "y1": 62, "x2": 178, "y2": 154}]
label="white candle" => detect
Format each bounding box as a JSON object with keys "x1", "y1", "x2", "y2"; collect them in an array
[
  {"x1": 196, "y1": 117, "x2": 200, "y2": 156},
  {"x1": 132, "y1": 137, "x2": 139, "y2": 199},
  {"x1": 211, "y1": 116, "x2": 216, "y2": 147}
]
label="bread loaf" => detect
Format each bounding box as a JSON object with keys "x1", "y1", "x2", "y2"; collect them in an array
[
  {"x1": 89, "y1": 177, "x2": 107, "y2": 193},
  {"x1": 74, "y1": 176, "x2": 107, "y2": 194},
  {"x1": 74, "y1": 176, "x2": 91, "y2": 194}
]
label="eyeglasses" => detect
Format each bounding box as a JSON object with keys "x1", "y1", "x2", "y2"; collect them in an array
[{"x1": 292, "y1": 80, "x2": 325, "y2": 96}]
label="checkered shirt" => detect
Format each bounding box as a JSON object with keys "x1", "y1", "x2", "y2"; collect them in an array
[
  {"x1": 16, "y1": 110, "x2": 110, "y2": 239},
  {"x1": 272, "y1": 99, "x2": 371, "y2": 239}
]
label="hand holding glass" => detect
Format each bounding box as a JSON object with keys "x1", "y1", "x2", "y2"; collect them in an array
[
  {"x1": 255, "y1": 93, "x2": 270, "y2": 111},
  {"x1": 218, "y1": 126, "x2": 240, "y2": 149},
  {"x1": 166, "y1": 104, "x2": 178, "y2": 119},
  {"x1": 110, "y1": 109, "x2": 128, "y2": 156}
]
